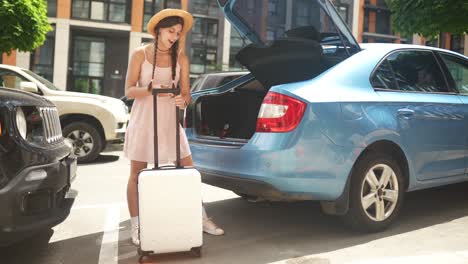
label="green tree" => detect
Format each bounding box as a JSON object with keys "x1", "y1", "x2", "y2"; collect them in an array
[
  {"x1": 0, "y1": 0, "x2": 52, "y2": 54},
  {"x1": 386, "y1": 0, "x2": 468, "y2": 39}
]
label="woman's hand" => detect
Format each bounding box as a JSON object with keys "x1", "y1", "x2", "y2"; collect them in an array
[{"x1": 174, "y1": 94, "x2": 187, "y2": 109}]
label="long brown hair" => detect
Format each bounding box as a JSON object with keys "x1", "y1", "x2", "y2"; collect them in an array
[{"x1": 153, "y1": 16, "x2": 184, "y2": 82}]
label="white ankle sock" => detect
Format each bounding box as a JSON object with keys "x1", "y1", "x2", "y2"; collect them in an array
[
  {"x1": 131, "y1": 216, "x2": 139, "y2": 228},
  {"x1": 202, "y1": 205, "x2": 208, "y2": 220}
]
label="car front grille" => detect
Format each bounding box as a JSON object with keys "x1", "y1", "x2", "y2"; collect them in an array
[{"x1": 39, "y1": 107, "x2": 63, "y2": 144}]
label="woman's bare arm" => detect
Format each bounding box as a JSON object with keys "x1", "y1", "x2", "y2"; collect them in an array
[{"x1": 178, "y1": 53, "x2": 191, "y2": 105}]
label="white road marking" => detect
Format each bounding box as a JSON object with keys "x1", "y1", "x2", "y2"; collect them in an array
[
  {"x1": 98, "y1": 206, "x2": 121, "y2": 264},
  {"x1": 117, "y1": 251, "x2": 138, "y2": 261}
]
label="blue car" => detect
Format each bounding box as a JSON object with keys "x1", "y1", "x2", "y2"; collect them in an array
[{"x1": 184, "y1": 0, "x2": 468, "y2": 232}]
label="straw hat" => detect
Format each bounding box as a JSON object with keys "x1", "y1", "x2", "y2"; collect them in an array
[{"x1": 146, "y1": 9, "x2": 193, "y2": 37}]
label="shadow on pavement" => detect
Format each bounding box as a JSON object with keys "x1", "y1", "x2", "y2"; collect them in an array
[
  {"x1": 131, "y1": 182, "x2": 468, "y2": 264},
  {"x1": 1, "y1": 182, "x2": 467, "y2": 264},
  {"x1": 79, "y1": 154, "x2": 121, "y2": 166}
]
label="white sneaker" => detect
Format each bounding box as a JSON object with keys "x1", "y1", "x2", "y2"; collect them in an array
[
  {"x1": 203, "y1": 218, "x2": 224, "y2": 236},
  {"x1": 131, "y1": 225, "x2": 140, "y2": 246}
]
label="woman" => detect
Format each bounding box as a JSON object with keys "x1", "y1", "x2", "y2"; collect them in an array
[{"x1": 123, "y1": 9, "x2": 224, "y2": 246}]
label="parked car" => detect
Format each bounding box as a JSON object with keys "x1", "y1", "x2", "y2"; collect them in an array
[
  {"x1": 185, "y1": 0, "x2": 468, "y2": 232},
  {"x1": 120, "y1": 71, "x2": 248, "y2": 112},
  {"x1": 0, "y1": 87, "x2": 77, "y2": 246},
  {"x1": 0, "y1": 64, "x2": 129, "y2": 163}
]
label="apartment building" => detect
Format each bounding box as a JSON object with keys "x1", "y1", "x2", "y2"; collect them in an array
[{"x1": 1, "y1": 0, "x2": 467, "y2": 98}]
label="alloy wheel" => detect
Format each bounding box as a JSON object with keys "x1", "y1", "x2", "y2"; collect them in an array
[
  {"x1": 66, "y1": 130, "x2": 95, "y2": 158},
  {"x1": 360, "y1": 163, "x2": 399, "y2": 222}
]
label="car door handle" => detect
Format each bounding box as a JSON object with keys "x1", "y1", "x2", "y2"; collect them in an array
[{"x1": 397, "y1": 109, "x2": 415, "y2": 119}]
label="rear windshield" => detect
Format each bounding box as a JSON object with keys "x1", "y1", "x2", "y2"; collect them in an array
[{"x1": 232, "y1": 0, "x2": 360, "y2": 56}]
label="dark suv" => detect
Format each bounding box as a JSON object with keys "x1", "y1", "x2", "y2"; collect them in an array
[{"x1": 0, "y1": 88, "x2": 77, "y2": 246}]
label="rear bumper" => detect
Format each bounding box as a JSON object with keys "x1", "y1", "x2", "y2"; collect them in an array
[
  {"x1": 190, "y1": 131, "x2": 361, "y2": 201},
  {"x1": 0, "y1": 155, "x2": 77, "y2": 245}
]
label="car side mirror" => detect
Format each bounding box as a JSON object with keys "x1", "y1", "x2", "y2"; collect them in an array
[{"x1": 20, "y1": 81, "x2": 39, "y2": 93}]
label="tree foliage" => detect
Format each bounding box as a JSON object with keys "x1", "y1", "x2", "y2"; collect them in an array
[
  {"x1": 0, "y1": 0, "x2": 52, "y2": 54},
  {"x1": 386, "y1": 0, "x2": 468, "y2": 39}
]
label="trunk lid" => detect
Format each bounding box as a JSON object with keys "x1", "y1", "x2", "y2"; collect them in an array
[{"x1": 218, "y1": 0, "x2": 361, "y2": 87}]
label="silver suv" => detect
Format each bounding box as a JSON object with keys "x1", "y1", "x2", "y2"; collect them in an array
[{"x1": 0, "y1": 64, "x2": 129, "y2": 163}]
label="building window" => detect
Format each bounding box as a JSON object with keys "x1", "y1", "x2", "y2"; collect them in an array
[
  {"x1": 363, "y1": 9, "x2": 369, "y2": 32},
  {"x1": 364, "y1": 1, "x2": 392, "y2": 37},
  {"x1": 190, "y1": 17, "x2": 219, "y2": 74},
  {"x1": 268, "y1": 0, "x2": 278, "y2": 15},
  {"x1": 71, "y1": 36, "x2": 105, "y2": 94},
  {"x1": 375, "y1": 10, "x2": 391, "y2": 35},
  {"x1": 336, "y1": 4, "x2": 348, "y2": 23},
  {"x1": 71, "y1": 0, "x2": 130, "y2": 23},
  {"x1": 229, "y1": 25, "x2": 250, "y2": 70},
  {"x1": 334, "y1": 0, "x2": 353, "y2": 27},
  {"x1": 192, "y1": 0, "x2": 219, "y2": 17},
  {"x1": 30, "y1": 26, "x2": 56, "y2": 82},
  {"x1": 450, "y1": 35, "x2": 465, "y2": 55},
  {"x1": 47, "y1": 0, "x2": 57, "y2": 17},
  {"x1": 143, "y1": 0, "x2": 181, "y2": 32}
]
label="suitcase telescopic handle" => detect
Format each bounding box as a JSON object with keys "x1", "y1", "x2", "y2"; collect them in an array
[
  {"x1": 152, "y1": 86, "x2": 182, "y2": 169},
  {"x1": 149, "y1": 44, "x2": 183, "y2": 169},
  {"x1": 152, "y1": 88, "x2": 180, "y2": 95}
]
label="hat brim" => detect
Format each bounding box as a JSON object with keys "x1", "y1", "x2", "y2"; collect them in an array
[{"x1": 147, "y1": 9, "x2": 193, "y2": 37}]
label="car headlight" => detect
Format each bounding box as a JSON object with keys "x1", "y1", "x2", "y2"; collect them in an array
[
  {"x1": 16, "y1": 107, "x2": 27, "y2": 139},
  {"x1": 108, "y1": 100, "x2": 129, "y2": 116}
]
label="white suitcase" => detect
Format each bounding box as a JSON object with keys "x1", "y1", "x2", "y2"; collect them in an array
[{"x1": 137, "y1": 84, "x2": 203, "y2": 261}]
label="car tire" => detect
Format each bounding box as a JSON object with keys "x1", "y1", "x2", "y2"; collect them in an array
[
  {"x1": 342, "y1": 151, "x2": 405, "y2": 233},
  {"x1": 63, "y1": 122, "x2": 103, "y2": 163}
]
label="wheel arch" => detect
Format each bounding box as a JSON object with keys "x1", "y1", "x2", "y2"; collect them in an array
[
  {"x1": 60, "y1": 114, "x2": 106, "y2": 142},
  {"x1": 321, "y1": 139, "x2": 410, "y2": 216},
  {"x1": 358, "y1": 140, "x2": 410, "y2": 191}
]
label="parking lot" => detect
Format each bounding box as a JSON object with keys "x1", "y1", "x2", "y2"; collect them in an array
[{"x1": 0, "y1": 146, "x2": 467, "y2": 264}]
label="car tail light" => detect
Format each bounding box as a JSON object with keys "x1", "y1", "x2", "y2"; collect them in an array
[{"x1": 256, "y1": 92, "x2": 306, "y2": 133}]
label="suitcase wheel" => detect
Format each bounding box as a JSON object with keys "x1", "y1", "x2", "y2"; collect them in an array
[{"x1": 190, "y1": 246, "x2": 202, "y2": 257}]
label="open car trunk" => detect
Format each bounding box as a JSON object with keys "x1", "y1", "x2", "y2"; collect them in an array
[
  {"x1": 191, "y1": 0, "x2": 361, "y2": 141},
  {"x1": 194, "y1": 79, "x2": 267, "y2": 141}
]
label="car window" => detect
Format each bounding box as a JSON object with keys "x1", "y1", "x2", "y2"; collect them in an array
[
  {"x1": 386, "y1": 50, "x2": 449, "y2": 93},
  {"x1": 23, "y1": 69, "x2": 59, "y2": 91},
  {"x1": 439, "y1": 53, "x2": 468, "y2": 95},
  {"x1": 371, "y1": 60, "x2": 395, "y2": 89},
  {"x1": 201, "y1": 75, "x2": 221, "y2": 90},
  {"x1": 0, "y1": 69, "x2": 29, "y2": 90},
  {"x1": 191, "y1": 76, "x2": 204, "y2": 92},
  {"x1": 219, "y1": 75, "x2": 241, "y2": 86}
]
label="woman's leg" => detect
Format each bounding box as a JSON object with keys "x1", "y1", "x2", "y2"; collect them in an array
[
  {"x1": 180, "y1": 155, "x2": 224, "y2": 235},
  {"x1": 127, "y1": 160, "x2": 147, "y2": 245},
  {"x1": 127, "y1": 160, "x2": 148, "y2": 217}
]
